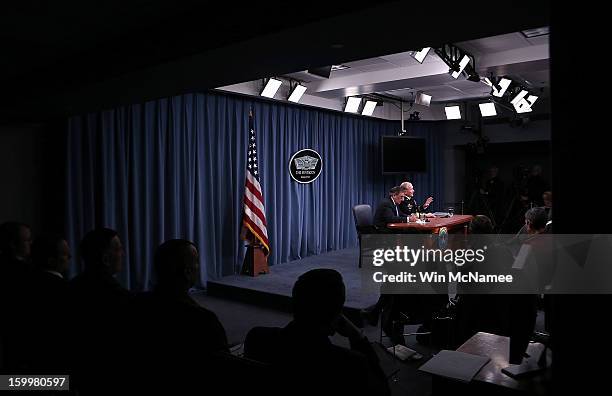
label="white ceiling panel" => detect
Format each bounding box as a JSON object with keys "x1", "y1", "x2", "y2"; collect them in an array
[
  {"x1": 229, "y1": 28, "x2": 550, "y2": 113},
  {"x1": 344, "y1": 58, "x2": 388, "y2": 67},
  {"x1": 458, "y1": 32, "x2": 535, "y2": 53}
]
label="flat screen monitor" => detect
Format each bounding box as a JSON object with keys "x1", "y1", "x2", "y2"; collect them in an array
[{"x1": 381, "y1": 136, "x2": 427, "y2": 174}]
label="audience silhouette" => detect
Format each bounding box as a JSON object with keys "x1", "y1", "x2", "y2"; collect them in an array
[
  {"x1": 25, "y1": 234, "x2": 72, "y2": 373},
  {"x1": 68, "y1": 228, "x2": 134, "y2": 393},
  {"x1": 132, "y1": 239, "x2": 229, "y2": 394},
  {"x1": 245, "y1": 268, "x2": 390, "y2": 396},
  {"x1": 0, "y1": 221, "x2": 33, "y2": 373},
  {"x1": 0, "y1": 218, "x2": 550, "y2": 394}
]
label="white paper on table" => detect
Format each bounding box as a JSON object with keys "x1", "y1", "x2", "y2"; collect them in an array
[{"x1": 419, "y1": 350, "x2": 490, "y2": 383}]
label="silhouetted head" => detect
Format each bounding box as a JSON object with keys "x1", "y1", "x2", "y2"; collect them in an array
[
  {"x1": 292, "y1": 269, "x2": 345, "y2": 333},
  {"x1": 32, "y1": 234, "x2": 71, "y2": 274},
  {"x1": 469, "y1": 215, "x2": 494, "y2": 234},
  {"x1": 489, "y1": 166, "x2": 499, "y2": 178},
  {"x1": 0, "y1": 221, "x2": 32, "y2": 261},
  {"x1": 79, "y1": 228, "x2": 124, "y2": 274},
  {"x1": 154, "y1": 239, "x2": 199, "y2": 291},
  {"x1": 525, "y1": 207, "x2": 547, "y2": 234}
]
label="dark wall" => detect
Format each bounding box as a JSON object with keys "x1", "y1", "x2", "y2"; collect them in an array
[
  {"x1": 0, "y1": 124, "x2": 45, "y2": 232},
  {"x1": 441, "y1": 118, "x2": 551, "y2": 213},
  {"x1": 462, "y1": 140, "x2": 551, "y2": 232},
  {"x1": 550, "y1": 6, "x2": 611, "y2": 393},
  {"x1": 0, "y1": 122, "x2": 66, "y2": 235},
  {"x1": 465, "y1": 141, "x2": 551, "y2": 177}
]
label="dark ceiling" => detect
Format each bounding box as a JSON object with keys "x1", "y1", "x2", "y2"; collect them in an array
[{"x1": 0, "y1": 1, "x2": 550, "y2": 122}]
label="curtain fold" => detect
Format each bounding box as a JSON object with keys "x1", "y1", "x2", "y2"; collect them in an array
[{"x1": 65, "y1": 92, "x2": 443, "y2": 290}]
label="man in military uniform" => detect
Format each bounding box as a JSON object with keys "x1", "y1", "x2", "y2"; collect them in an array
[{"x1": 398, "y1": 181, "x2": 434, "y2": 216}]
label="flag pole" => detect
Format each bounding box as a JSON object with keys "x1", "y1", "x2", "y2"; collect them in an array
[{"x1": 240, "y1": 106, "x2": 269, "y2": 276}]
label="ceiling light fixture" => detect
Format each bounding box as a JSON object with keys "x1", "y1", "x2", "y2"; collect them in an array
[
  {"x1": 434, "y1": 44, "x2": 478, "y2": 81},
  {"x1": 479, "y1": 102, "x2": 497, "y2": 117},
  {"x1": 484, "y1": 77, "x2": 512, "y2": 97},
  {"x1": 510, "y1": 90, "x2": 538, "y2": 113},
  {"x1": 261, "y1": 78, "x2": 282, "y2": 98},
  {"x1": 288, "y1": 84, "x2": 307, "y2": 103},
  {"x1": 411, "y1": 47, "x2": 431, "y2": 63},
  {"x1": 344, "y1": 97, "x2": 361, "y2": 113},
  {"x1": 415, "y1": 92, "x2": 432, "y2": 107},
  {"x1": 464, "y1": 64, "x2": 481, "y2": 82},
  {"x1": 451, "y1": 55, "x2": 471, "y2": 79},
  {"x1": 331, "y1": 64, "x2": 350, "y2": 71},
  {"x1": 361, "y1": 100, "x2": 377, "y2": 116},
  {"x1": 445, "y1": 105, "x2": 462, "y2": 120}
]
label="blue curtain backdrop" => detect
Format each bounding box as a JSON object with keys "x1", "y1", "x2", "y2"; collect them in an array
[{"x1": 65, "y1": 92, "x2": 443, "y2": 290}]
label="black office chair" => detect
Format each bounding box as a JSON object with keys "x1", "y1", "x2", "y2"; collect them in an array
[{"x1": 352, "y1": 204, "x2": 376, "y2": 268}]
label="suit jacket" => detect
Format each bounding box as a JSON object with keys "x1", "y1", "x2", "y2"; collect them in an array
[
  {"x1": 68, "y1": 269, "x2": 136, "y2": 392},
  {"x1": 373, "y1": 198, "x2": 407, "y2": 229},
  {"x1": 0, "y1": 255, "x2": 34, "y2": 372},
  {"x1": 137, "y1": 289, "x2": 229, "y2": 355},
  {"x1": 398, "y1": 196, "x2": 425, "y2": 216},
  {"x1": 125, "y1": 289, "x2": 230, "y2": 395},
  {"x1": 26, "y1": 270, "x2": 70, "y2": 372},
  {"x1": 244, "y1": 321, "x2": 390, "y2": 396}
]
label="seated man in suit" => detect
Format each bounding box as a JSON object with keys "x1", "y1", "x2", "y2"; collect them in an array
[
  {"x1": 399, "y1": 181, "x2": 434, "y2": 217},
  {"x1": 245, "y1": 269, "x2": 390, "y2": 396},
  {"x1": 0, "y1": 221, "x2": 33, "y2": 287},
  {"x1": 373, "y1": 186, "x2": 416, "y2": 230},
  {"x1": 69, "y1": 228, "x2": 135, "y2": 393},
  {"x1": 0, "y1": 221, "x2": 33, "y2": 372},
  {"x1": 24, "y1": 234, "x2": 72, "y2": 372},
  {"x1": 141, "y1": 239, "x2": 228, "y2": 355},
  {"x1": 31, "y1": 234, "x2": 71, "y2": 284},
  {"x1": 134, "y1": 239, "x2": 229, "y2": 393}
]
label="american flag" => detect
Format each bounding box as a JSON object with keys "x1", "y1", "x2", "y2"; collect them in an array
[{"x1": 242, "y1": 109, "x2": 270, "y2": 254}]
